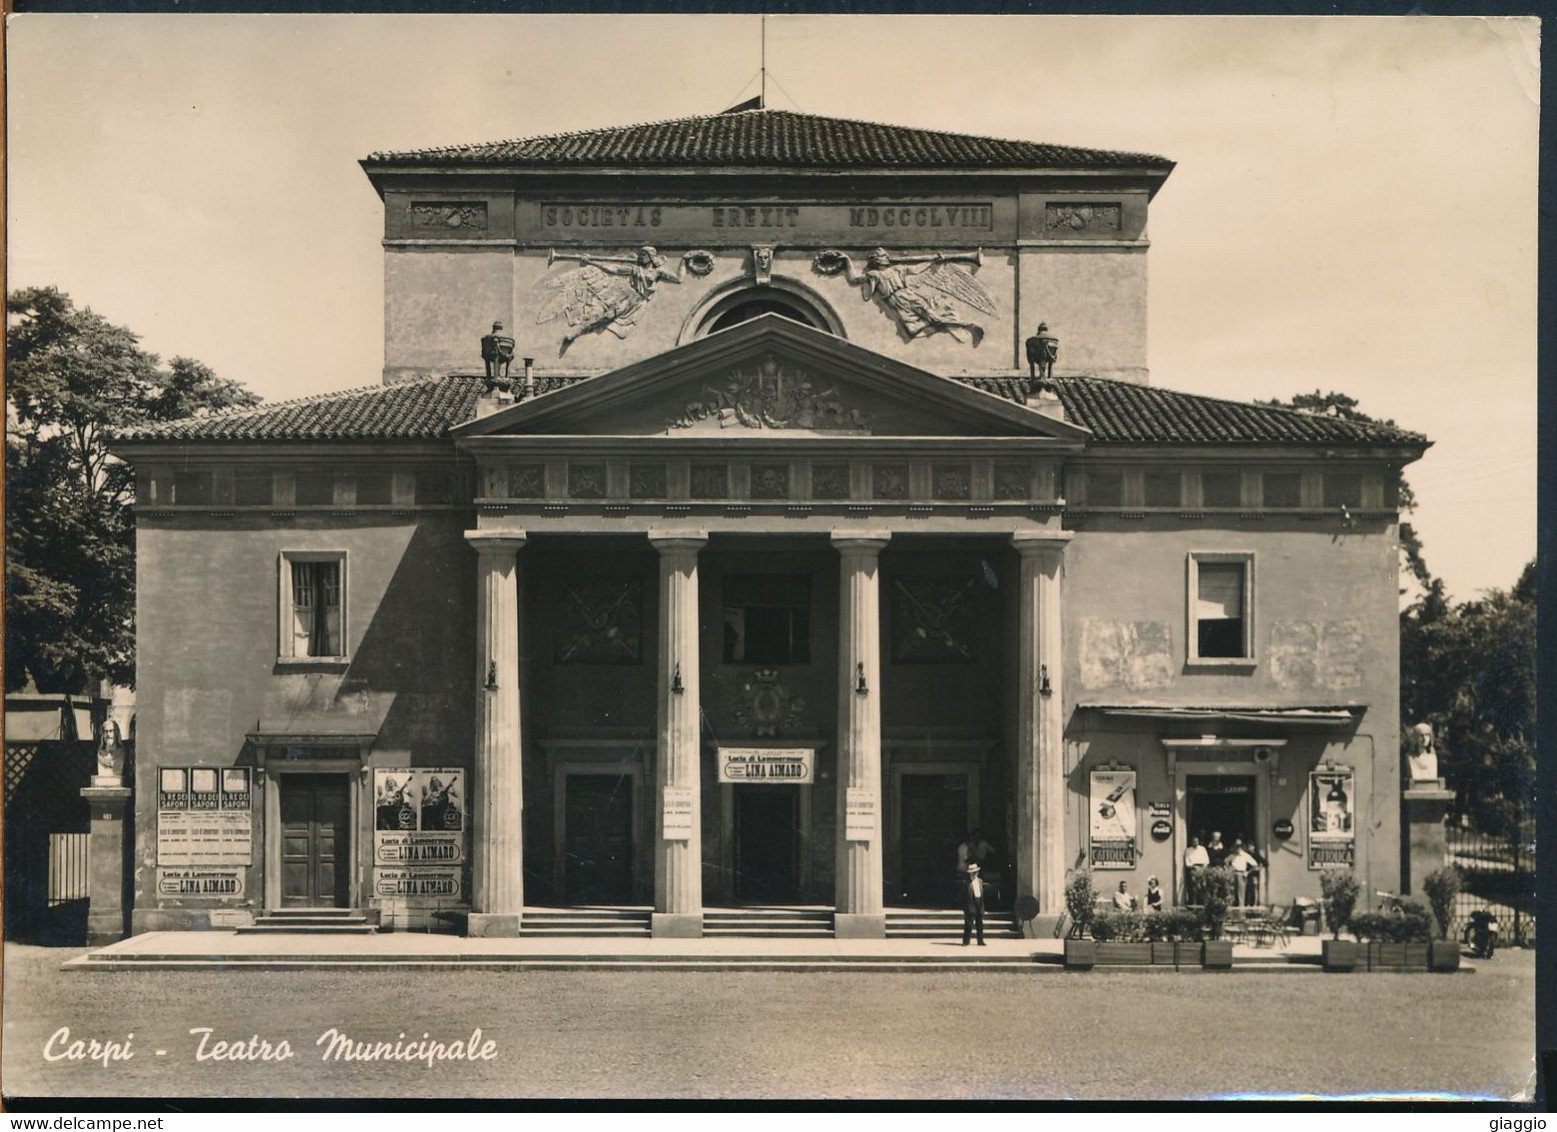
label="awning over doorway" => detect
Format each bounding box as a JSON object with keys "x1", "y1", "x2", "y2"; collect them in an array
[
  {"x1": 247, "y1": 716, "x2": 380, "y2": 749},
  {"x1": 1080, "y1": 704, "x2": 1363, "y2": 728}
]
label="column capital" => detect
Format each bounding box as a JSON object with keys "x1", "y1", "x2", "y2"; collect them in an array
[
  {"x1": 465, "y1": 528, "x2": 528, "y2": 556},
  {"x1": 1011, "y1": 531, "x2": 1073, "y2": 559},
  {"x1": 648, "y1": 529, "x2": 708, "y2": 553},
  {"x1": 831, "y1": 530, "x2": 892, "y2": 554}
]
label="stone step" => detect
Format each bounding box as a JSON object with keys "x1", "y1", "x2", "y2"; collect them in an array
[{"x1": 237, "y1": 923, "x2": 380, "y2": 935}]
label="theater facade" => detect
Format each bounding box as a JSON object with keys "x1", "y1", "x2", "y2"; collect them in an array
[{"x1": 114, "y1": 108, "x2": 1427, "y2": 937}]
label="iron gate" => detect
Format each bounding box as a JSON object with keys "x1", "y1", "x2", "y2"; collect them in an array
[{"x1": 1444, "y1": 819, "x2": 1535, "y2": 947}]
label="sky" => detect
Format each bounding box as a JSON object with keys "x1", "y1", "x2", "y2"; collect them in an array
[{"x1": 5, "y1": 13, "x2": 1539, "y2": 603}]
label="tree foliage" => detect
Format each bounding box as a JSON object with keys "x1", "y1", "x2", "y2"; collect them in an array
[
  {"x1": 6, "y1": 286, "x2": 260, "y2": 692},
  {"x1": 1270, "y1": 389, "x2": 1535, "y2": 836}
]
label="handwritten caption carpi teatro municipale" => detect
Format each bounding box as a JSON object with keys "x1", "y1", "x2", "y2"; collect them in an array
[{"x1": 42, "y1": 1026, "x2": 498, "y2": 1067}]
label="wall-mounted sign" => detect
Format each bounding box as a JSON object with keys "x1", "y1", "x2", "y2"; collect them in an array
[
  {"x1": 1307, "y1": 769, "x2": 1356, "y2": 869},
  {"x1": 1273, "y1": 818, "x2": 1295, "y2": 841},
  {"x1": 1089, "y1": 769, "x2": 1138, "y2": 869},
  {"x1": 845, "y1": 788, "x2": 877, "y2": 840},
  {"x1": 1149, "y1": 801, "x2": 1172, "y2": 820},
  {"x1": 157, "y1": 765, "x2": 254, "y2": 867},
  {"x1": 158, "y1": 868, "x2": 244, "y2": 898},
  {"x1": 1150, "y1": 819, "x2": 1173, "y2": 842},
  {"x1": 717, "y1": 747, "x2": 814, "y2": 784},
  {"x1": 372, "y1": 768, "x2": 468, "y2": 904},
  {"x1": 375, "y1": 869, "x2": 461, "y2": 899},
  {"x1": 662, "y1": 786, "x2": 695, "y2": 839}
]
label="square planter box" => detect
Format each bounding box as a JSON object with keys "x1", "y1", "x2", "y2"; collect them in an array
[
  {"x1": 1201, "y1": 940, "x2": 1234, "y2": 969},
  {"x1": 1322, "y1": 939, "x2": 1359, "y2": 972},
  {"x1": 1063, "y1": 939, "x2": 1097, "y2": 970},
  {"x1": 1371, "y1": 942, "x2": 1409, "y2": 969},
  {"x1": 1096, "y1": 942, "x2": 1153, "y2": 965},
  {"x1": 1429, "y1": 940, "x2": 1461, "y2": 972},
  {"x1": 1150, "y1": 942, "x2": 1177, "y2": 965}
]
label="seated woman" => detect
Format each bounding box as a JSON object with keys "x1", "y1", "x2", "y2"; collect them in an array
[{"x1": 1144, "y1": 876, "x2": 1164, "y2": 913}]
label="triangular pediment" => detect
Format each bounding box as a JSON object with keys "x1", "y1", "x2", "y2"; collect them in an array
[{"x1": 453, "y1": 316, "x2": 1090, "y2": 441}]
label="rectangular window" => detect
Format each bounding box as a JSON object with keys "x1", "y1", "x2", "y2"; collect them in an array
[
  {"x1": 281, "y1": 553, "x2": 346, "y2": 660},
  {"x1": 1201, "y1": 471, "x2": 1241, "y2": 509},
  {"x1": 1188, "y1": 553, "x2": 1253, "y2": 663},
  {"x1": 722, "y1": 575, "x2": 810, "y2": 664}
]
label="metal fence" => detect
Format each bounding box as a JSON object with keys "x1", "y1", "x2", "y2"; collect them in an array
[{"x1": 1445, "y1": 820, "x2": 1535, "y2": 947}]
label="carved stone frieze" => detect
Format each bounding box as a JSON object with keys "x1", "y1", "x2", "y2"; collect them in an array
[
  {"x1": 873, "y1": 464, "x2": 910, "y2": 500},
  {"x1": 629, "y1": 463, "x2": 667, "y2": 499},
  {"x1": 933, "y1": 464, "x2": 972, "y2": 500},
  {"x1": 411, "y1": 202, "x2": 489, "y2": 230},
  {"x1": 536, "y1": 247, "x2": 715, "y2": 354},
  {"x1": 567, "y1": 463, "x2": 607, "y2": 499},
  {"x1": 995, "y1": 464, "x2": 1031, "y2": 501},
  {"x1": 812, "y1": 247, "x2": 995, "y2": 344},
  {"x1": 555, "y1": 578, "x2": 643, "y2": 664},
  {"x1": 811, "y1": 463, "x2": 852, "y2": 500},
  {"x1": 509, "y1": 464, "x2": 546, "y2": 498},
  {"x1": 751, "y1": 245, "x2": 774, "y2": 283},
  {"x1": 690, "y1": 464, "x2": 728, "y2": 500},
  {"x1": 667, "y1": 355, "x2": 870, "y2": 431},
  {"x1": 750, "y1": 464, "x2": 790, "y2": 500},
  {"x1": 1045, "y1": 203, "x2": 1122, "y2": 232}
]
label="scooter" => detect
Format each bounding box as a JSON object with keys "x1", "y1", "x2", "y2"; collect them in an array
[{"x1": 1463, "y1": 909, "x2": 1500, "y2": 959}]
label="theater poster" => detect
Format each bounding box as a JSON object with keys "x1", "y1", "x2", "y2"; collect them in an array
[
  {"x1": 373, "y1": 768, "x2": 466, "y2": 901},
  {"x1": 1307, "y1": 768, "x2": 1356, "y2": 869},
  {"x1": 1089, "y1": 768, "x2": 1138, "y2": 869}
]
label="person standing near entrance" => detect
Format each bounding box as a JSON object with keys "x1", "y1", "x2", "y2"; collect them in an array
[
  {"x1": 1227, "y1": 838, "x2": 1258, "y2": 906},
  {"x1": 1206, "y1": 830, "x2": 1228, "y2": 868},
  {"x1": 1184, "y1": 836, "x2": 1210, "y2": 903},
  {"x1": 962, "y1": 862, "x2": 986, "y2": 946}
]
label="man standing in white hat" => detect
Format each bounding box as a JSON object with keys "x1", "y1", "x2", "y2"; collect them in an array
[{"x1": 962, "y1": 862, "x2": 986, "y2": 946}]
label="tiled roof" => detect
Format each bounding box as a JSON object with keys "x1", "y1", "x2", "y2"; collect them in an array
[
  {"x1": 364, "y1": 108, "x2": 1173, "y2": 172},
  {"x1": 959, "y1": 375, "x2": 1427, "y2": 447},
  {"x1": 114, "y1": 374, "x2": 581, "y2": 443},
  {"x1": 117, "y1": 370, "x2": 1425, "y2": 448}
]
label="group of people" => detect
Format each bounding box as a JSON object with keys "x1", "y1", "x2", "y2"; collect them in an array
[
  {"x1": 1109, "y1": 876, "x2": 1164, "y2": 913},
  {"x1": 1183, "y1": 830, "x2": 1264, "y2": 906}
]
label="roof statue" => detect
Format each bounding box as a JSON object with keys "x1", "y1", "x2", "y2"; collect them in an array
[
  {"x1": 536, "y1": 246, "x2": 715, "y2": 355},
  {"x1": 1026, "y1": 323, "x2": 1059, "y2": 385},
  {"x1": 813, "y1": 248, "x2": 994, "y2": 345}
]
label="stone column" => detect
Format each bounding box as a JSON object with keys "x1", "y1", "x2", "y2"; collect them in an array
[
  {"x1": 464, "y1": 529, "x2": 527, "y2": 937},
  {"x1": 1012, "y1": 532, "x2": 1072, "y2": 934},
  {"x1": 1402, "y1": 780, "x2": 1455, "y2": 897},
  {"x1": 832, "y1": 531, "x2": 890, "y2": 938},
  {"x1": 650, "y1": 531, "x2": 707, "y2": 938},
  {"x1": 80, "y1": 783, "x2": 132, "y2": 944}
]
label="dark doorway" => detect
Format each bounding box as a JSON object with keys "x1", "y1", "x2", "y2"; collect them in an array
[
  {"x1": 3, "y1": 742, "x2": 95, "y2": 944},
  {"x1": 1185, "y1": 775, "x2": 1258, "y2": 854},
  {"x1": 898, "y1": 773, "x2": 970, "y2": 907},
  {"x1": 279, "y1": 775, "x2": 351, "y2": 908},
  {"x1": 564, "y1": 775, "x2": 634, "y2": 905},
  {"x1": 733, "y1": 786, "x2": 800, "y2": 904}
]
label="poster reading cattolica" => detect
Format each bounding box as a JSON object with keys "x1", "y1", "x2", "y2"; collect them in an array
[
  {"x1": 1307, "y1": 769, "x2": 1356, "y2": 869},
  {"x1": 1089, "y1": 769, "x2": 1137, "y2": 869},
  {"x1": 373, "y1": 768, "x2": 465, "y2": 900}
]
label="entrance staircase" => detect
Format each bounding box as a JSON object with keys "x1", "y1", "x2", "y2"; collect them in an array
[
  {"x1": 703, "y1": 906, "x2": 833, "y2": 938},
  {"x1": 886, "y1": 907, "x2": 1022, "y2": 941},
  {"x1": 521, "y1": 907, "x2": 652, "y2": 938},
  {"x1": 238, "y1": 909, "x2": 379, "y2": 935}
]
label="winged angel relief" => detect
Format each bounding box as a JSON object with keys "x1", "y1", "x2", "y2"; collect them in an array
[
  {"x1": 813, "y1": 247, "x2": 995, "y2": 344},
  {"x1": 536, "y1": 246, "x2": 714, "y2": 354}
]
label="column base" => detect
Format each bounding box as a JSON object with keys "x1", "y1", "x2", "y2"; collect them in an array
[
  {"x1": 832, "y1": 912, "x2": 886, "y2": 939},
  {"x1": 651, "y1": 912, "x2": 703, "y2": 938},
  {"x1": 466, "y1": 912, "x2": 523, "y2": 938},
  {"x1": 1022, "y1": 913, "x2": 1066, "y2": 940},
  {"x1": 85, "y1": 909, "x2": 127, "y2": 946}
]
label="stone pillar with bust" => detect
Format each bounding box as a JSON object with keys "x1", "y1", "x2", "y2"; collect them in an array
[
  {"x1": 1401, "y1": 721, "x2": 1455, "y2": 897},
  {"x1": 81, "y1": 728, "x2": 132, "y2": 944},
  {"x1": 1012, "y1": 532, "x2": 1071, "y2": 935},
  {"x1": 465, "y1": 529, "x2": 527, "y2": 937},
  {"x1": 650, "y1": 531, "x2": 707, "y2": 938},
  {"x1": 832, "y1": 531, "x2": 890, "y2": 938}
]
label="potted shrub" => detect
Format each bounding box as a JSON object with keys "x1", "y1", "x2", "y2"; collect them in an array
[
  {"x1": 1198, "y1": 866, "x2": 1237, "y2": 969},
  {"x1": 1091, "y1": 911, "x2": 1151, "y2": 964},
  {"x1": 1320, "y1": 867, "x2": 1361, "y2": 971},
  {"x1": 1422, "y1": 867, "x2": 1462, "y2": 972},
  {"x1": 1062, "y1": 868, "x2": 1098, "y2": 969}
]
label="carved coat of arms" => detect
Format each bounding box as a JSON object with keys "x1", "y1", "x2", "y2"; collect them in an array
[{"x1": 668, "y1": 355, "x2": 869, "y2": 431}]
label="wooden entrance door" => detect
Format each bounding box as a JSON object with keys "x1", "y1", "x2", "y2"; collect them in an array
[
  {"x1": 279, "y1": 775, "x2": 351, "y2": 908},
  {"x1": 733, "y1": 786, "x2": 800, "y2": 904},
  {"x1": 899, "y1": 773, "x2": 969, "y2": 907},
  {"x1": 564, "y1": 775, "x2": 634, "y2": 905}
]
